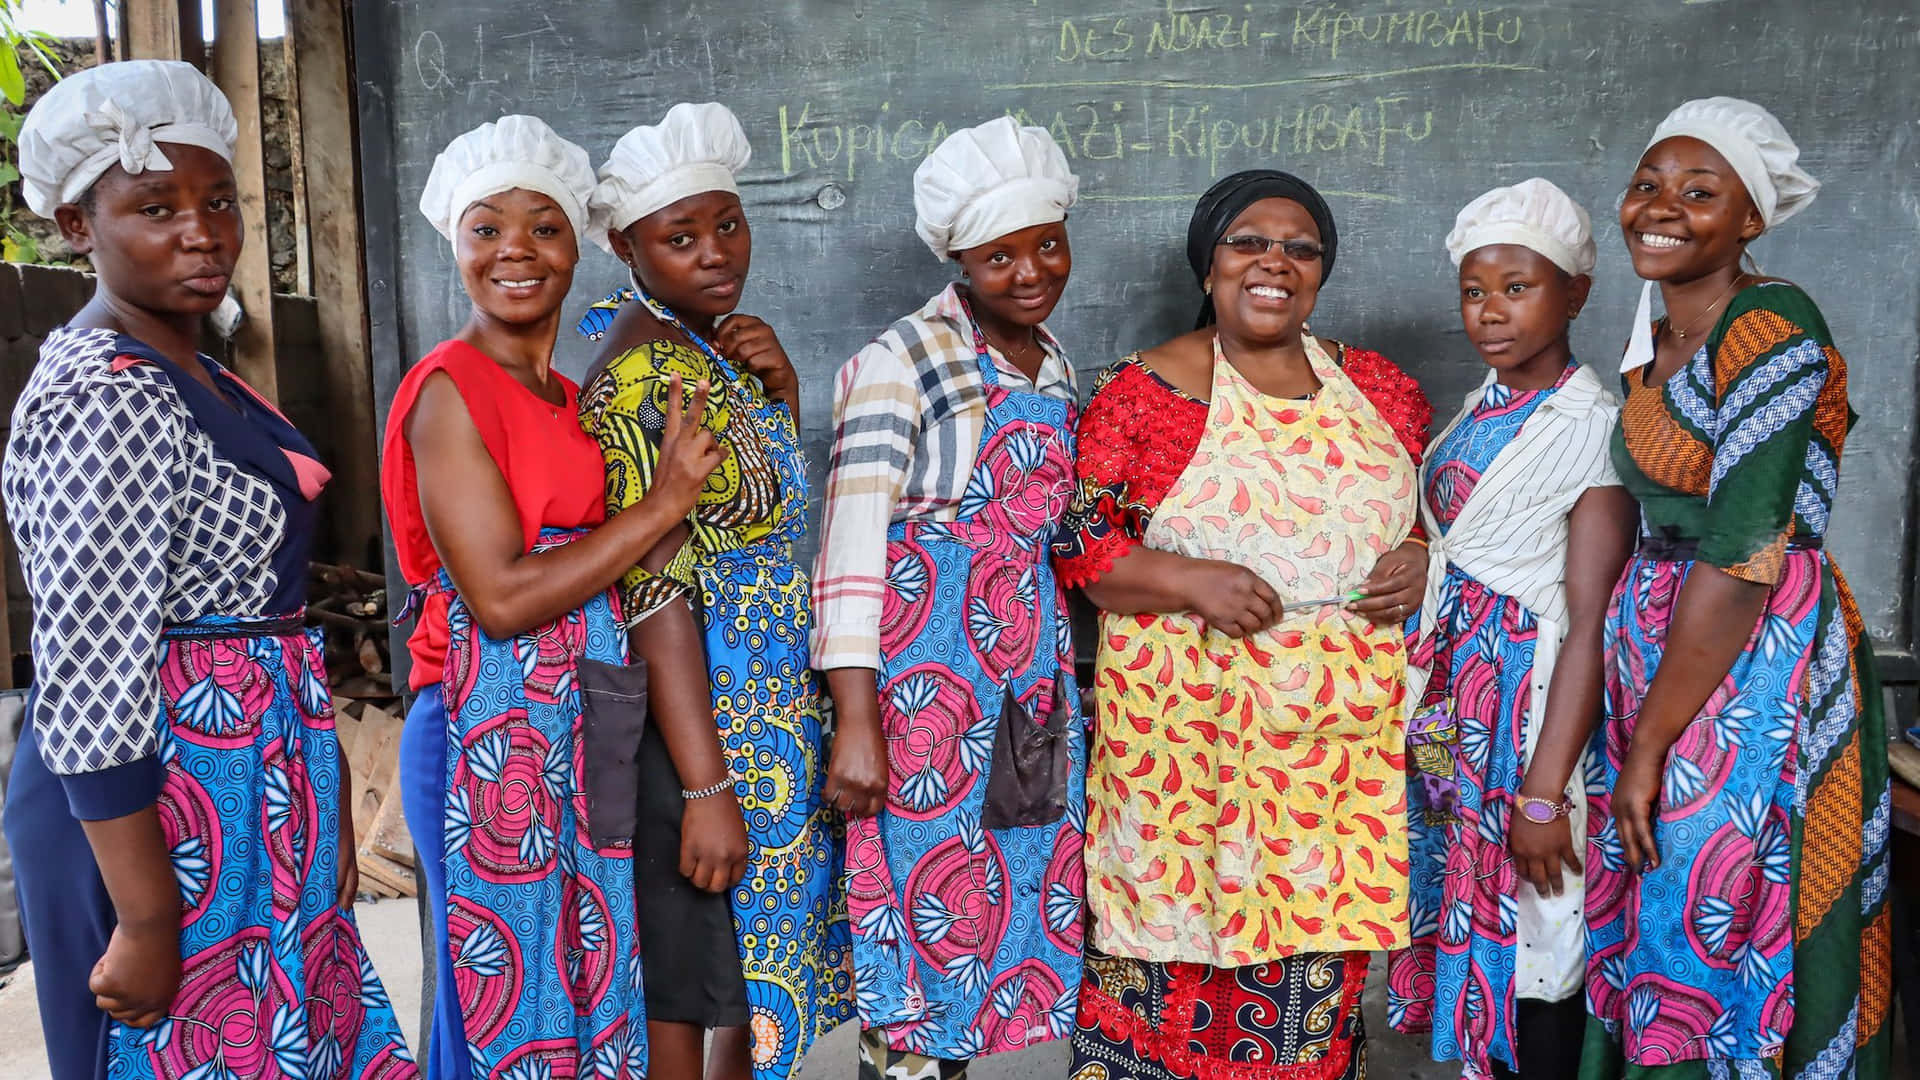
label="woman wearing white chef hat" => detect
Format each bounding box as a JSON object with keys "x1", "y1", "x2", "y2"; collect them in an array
[
  {"x1": 385, "y1": 112, "x2": 722, "y2": 1078},
  {"x1": 811, "y1": 115, "x2": 1087, "y2": 1078},
  {"x1": 574, "y1": 101, "x2": 853, "y2": 1080},
  {"x1": 1387, "y1": 176, "x2": 1635, "y2": 1080},
  {"x1": 5, "y1": 59, "x2": 414, "y2": 1080},
  {"x1": 1583, "y1": 97, "x2": 1890, "y2": 1078}
]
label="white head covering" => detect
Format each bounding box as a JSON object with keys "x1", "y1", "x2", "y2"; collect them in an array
[
  {"x1": 18, "y1": 59, "x2": 237, "y2": 217},
  {"x1": 1446, "y1": 177, "x2": 1596, "y2": 277},
  {"x1": 1622, "y1": 98, "x2": 1818, "y2": 372},
  {"x1": 913, "y1": 117, "x2": 1079, "y2": 261},
  {"x1": 419, "y1": 115, "x2": 596, "y2": 247},
  {"x1": 588, "y1": 102, "x2": 751, "y2": 253},
  {"x1": 1644, "y1": 97, "x2": 1818, "y2": 228}
]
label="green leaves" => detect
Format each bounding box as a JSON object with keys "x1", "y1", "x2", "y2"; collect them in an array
[
  {"x1": 0, "y1": 47, "x2": 22, "y2": 107},
  {"x1": 3, "y1": 230, "x2": 39, "y2": 264},
  {"x1": 0, "y1": 0, "x2": 63, "y2": 106}
]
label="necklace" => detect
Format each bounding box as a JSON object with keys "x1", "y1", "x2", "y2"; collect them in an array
[
  {"x1": 994, "y1": 333, "x2": 1040, "y2": 362},
  {"x1": 959, "y1": 287, "x2": 1042, "y2": 365},
  {"x1": 1663, "y1": 273, "x2": 1748, "y2": 341},
  {"x1": 975, "y1": 316, "x2": 1039, "y2": 363}
]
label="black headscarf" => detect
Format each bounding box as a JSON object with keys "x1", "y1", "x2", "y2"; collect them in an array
[{"x1": 1186, "y1": 169, "x2": 1338, "y2": 328}]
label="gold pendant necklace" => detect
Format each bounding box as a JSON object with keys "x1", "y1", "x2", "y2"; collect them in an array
[{"x1": 1664, "y1": 273, "x2": 1748, "y2": 341}]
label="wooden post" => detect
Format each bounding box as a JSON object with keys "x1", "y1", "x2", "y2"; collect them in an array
[
  {"x1": 285, "y1": 0, "x2": 380, "y2": 562},
  {"x1": 283, "y1": 36, "x2": 311, "y2": 297},
  {"x1": 122, "y1": 0, "x2": 188, "y2": 60},
  {"x1": 208, "y1": 0, "x2": 279, "y2": 401},
  {"x1": 91, "y1": 0, "x2": 112, "y2": 65}
]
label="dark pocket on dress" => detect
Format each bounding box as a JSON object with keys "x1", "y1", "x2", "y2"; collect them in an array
[
  {"x1": 578, "y1": 657, "x2": 649, "y2": 848},
  {"x1": 980, "y1": 679, "x2": 1071, "y2": 830}
]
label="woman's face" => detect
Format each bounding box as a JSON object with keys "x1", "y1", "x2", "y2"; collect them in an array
[
  {"x1": 1205, "y1": 197, "x2": 1324, "y2": 343},
  {"x1": 55, "y1": 143, "x2": 240, "y2": 319},
  {"x1": 1458, "y1": 244, "x2": 1589, "y2": 375},
  {"x1": 613, "y1": 190, "x2": 751, "y2": 325},
  {"x1": 1619, "y1": 136, "x2": 1763, "y2": 284},
  {"x1": 954, "y1": 219, "x2": 1072, "y2": 329},
  {"x1": 453, "y1": 186, "x2": 579, "y2": 325}
]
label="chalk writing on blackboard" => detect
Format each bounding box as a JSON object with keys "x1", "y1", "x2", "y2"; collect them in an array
[
  {"x1": 777, "y1": 95, "x2": 1437, "y2": 182},
  {"x1": 1053, "y1": 3, "x2": 1530, "y2": 63}
]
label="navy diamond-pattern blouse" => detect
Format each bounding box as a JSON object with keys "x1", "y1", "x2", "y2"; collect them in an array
[{"x1": 4, "y1": 327, "x2": 298, "y2": 778}]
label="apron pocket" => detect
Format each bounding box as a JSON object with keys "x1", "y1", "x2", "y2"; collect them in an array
[
  {"x1": 578, "y1": 657, "x2": 649, "y2": 848},
  {"x1": 980, "y1": 679, "x2": 1070, "y2": 830}
]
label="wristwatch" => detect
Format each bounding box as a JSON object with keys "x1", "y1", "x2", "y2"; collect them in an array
[{"x1": 1517, "y1": 795, "x2": 1574, "y2": 824}]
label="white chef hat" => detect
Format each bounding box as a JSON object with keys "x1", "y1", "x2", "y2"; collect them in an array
[
  {"x1": 18, "y1": 59, "x2": 237, "y2": 218},
  {"x1": 587, "y1": 102, "x2": 752, "y2": 253},
  {"x1": 1446, "y1": 177, "x2": 1596, "y2": 277},
  {"x1": 418, "y1": 115, "x2": 596, "y2": 247},
  {"x1": 913, "y1": 116, "x2": 1079, "y2": 261},
  {"x1": 1645, "y1": 97, "x2": 1818, "y2": 227}
]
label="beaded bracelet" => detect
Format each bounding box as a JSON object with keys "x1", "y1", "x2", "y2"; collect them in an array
[{"x1": 682, "y1": 772, "x2": 740, "y2": 801}]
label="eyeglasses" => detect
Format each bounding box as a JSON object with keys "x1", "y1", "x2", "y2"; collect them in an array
[{"x1": 1216, "y1": 234, "x2": 1325, "y2": 261}]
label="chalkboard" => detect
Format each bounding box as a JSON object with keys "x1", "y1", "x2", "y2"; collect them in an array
[{"x1": 354, "y1": 0, "x2": 1920, "y2": 669}]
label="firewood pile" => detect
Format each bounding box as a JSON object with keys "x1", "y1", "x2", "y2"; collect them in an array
[
  {"x1": 307, "y1": 561, "x2": 396, "y2": 708},
  {"x1": 308, "y1": 561, "x2": 414, "y2": 898}
]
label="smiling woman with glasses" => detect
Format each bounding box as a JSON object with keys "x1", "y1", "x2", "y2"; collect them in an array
[{"x1": 1053, "y1": 168, "x2": 1434, "y2": 1079}]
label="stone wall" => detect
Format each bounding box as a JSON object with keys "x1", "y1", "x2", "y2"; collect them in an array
[{"x1": 0, "y1": 263, "x2": 339, "y2": 669}]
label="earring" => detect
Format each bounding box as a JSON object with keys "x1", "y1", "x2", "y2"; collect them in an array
[{"x1": 1203, "y1": 281, "x2": 1213, "y2": 295}]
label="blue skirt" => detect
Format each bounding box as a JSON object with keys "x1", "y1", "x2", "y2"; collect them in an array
[{"x1": 6, "y1": 615, "x2": 415, "y2": 1080}]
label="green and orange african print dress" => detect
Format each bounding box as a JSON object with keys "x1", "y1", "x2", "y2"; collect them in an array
[{"x1": 1583, "y1": 281, "x2": 1891, "y2": 1080}]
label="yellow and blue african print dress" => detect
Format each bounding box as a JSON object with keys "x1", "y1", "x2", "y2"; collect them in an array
[{"x1": 577, "y1": 290, "x2": 854, "y2": 1080}]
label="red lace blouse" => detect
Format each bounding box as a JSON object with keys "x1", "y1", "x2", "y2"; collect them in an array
[{"x1": 1053, "y1": 339, "x2": 1432, "y2": 588}]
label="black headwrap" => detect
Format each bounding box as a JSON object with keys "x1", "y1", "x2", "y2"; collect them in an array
[{"x1": 1186, "y1": 169, "x2": 1338, "y2": 328}]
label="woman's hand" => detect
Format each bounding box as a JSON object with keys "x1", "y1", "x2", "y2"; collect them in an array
[
  {"x1": 715, "y1": 315, "x2": 798, "y2": 399},
  {"x1": 824, "y1": 669, "x2": 889, "y2": 818},
  {"x1": 1611, "y1": 745, "x2": 1665, "y2": 873},
  {"x1": 91, "y1": 920, "x2": 180, "y2": 1029},
  {"x1": 1350, "y1": 540, "x2": 1427, "y2": 627},
  {"x1": 1185, "y1": 559, "x2": 1281, "y2": 638},
  {"x1": 654, "y1": 374, "x2": 725, "y2": 514},
  {"x1": 1509, "y1": 808, "x2": 1583, "y2": 897},
  {"x1": 680, "y1": 790, "x2": 750, "y2": 894}
]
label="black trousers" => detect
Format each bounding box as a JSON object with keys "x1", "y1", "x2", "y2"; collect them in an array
[{"x1": 1491, "y1": 994, "x2": 1589, "y2": 1080}]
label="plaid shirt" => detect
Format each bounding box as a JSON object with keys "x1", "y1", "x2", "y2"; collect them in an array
[{"x1": 811, "y1": 283, "x2": 1075, "y2": 670}]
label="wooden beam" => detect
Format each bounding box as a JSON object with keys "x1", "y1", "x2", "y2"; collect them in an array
[
  {"x1": 282, "y1": 35, "x2": 311, "y2": 296},
  {"x1": 92, "y1": 0, "x2": 112, "y2": 64},
  {"x1": 285, "y1": 0, "x2": 379, "y2": 562},
  {"x1": 208, "y1": 0, "x2": 278, "y2": 401},
  {"x1": 179, "y1": 0, "x2": 206, "y2": 70},
  {"x1": 122, "y1": 0, "x2": 187, "y2": 60}
]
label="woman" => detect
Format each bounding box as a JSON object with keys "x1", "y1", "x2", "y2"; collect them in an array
[
  {"x1": 1582, "y1": 98, "x2": 1890, "y2": 1078},
  {"x1": 1055, "y1": 169, "x2": 1434, "y2": 1079},
  {"x1": 4, "y1": 61, "x2": 412, "y2": 1079},
  {"x1": 812, "y1": 116, "x2": 1087, "y2": 1079},
  {"x1": 383, "y1": 115, "x2": 721, "y2": 1078},
  {"x1": 1385, "y1": 178, "x2": 1636, "y2": 1079},
  {"x1": 574, "y1": 102, "x2": 852, "y2": 1080}
]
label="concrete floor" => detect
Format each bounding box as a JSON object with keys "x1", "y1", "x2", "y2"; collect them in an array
[{"x1": 0, "y1": 897, "x2": 1440, "y2": 1079}]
